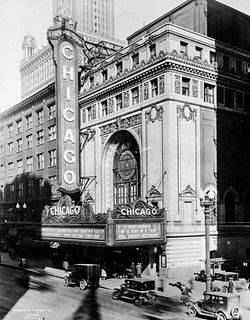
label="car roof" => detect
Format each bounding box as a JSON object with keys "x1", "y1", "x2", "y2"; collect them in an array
[
  {"x1": 205, "y1": 291, "x2": 240, "y2": 298},
  {"x1": 214, "y1": 271, "x2": 238, "y2": 275}
]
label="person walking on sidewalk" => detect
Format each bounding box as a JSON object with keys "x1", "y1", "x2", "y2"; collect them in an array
[
  {"x1": 131, "y1": 262, "x2": 136, "y2": 277},
  {"x1": 136, "y1": 262, "x2": 142, "y2": 278}
]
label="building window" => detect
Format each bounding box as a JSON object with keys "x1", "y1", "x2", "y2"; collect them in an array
[
  {"x1": 131, "y1": 87, "x2": 139, "y2": 105},
  {"x1": 151, "y1": 78, "x2": 158, "y2": 97},
  {"x1": 223, "y1": 56, "x2": 230, "y2": 71},
  {"x1": 8, "y1": 162, "x2": 14, "y2": 172},
  {"x1": 204, "y1": 83, "x2": 215, "y2": 103},
  {"x1": 48, "y1": 125, "x2": 56, "y2": 141},
  {"x1": 195, "y1": 46, "x2": 203, "y2": 59},
  {"x1": 49, "y1": 176, "x2": 57, "y2": 194},
  {"x1": 26, "y1": 114, "x2": 32, "y2": 130},
  {"x1": 217, "y1": 86, "x2": 224, "y2": 104},
  {"x1": 27, "y1": 134, "x2": 33, "y2": 149},
  {"x1": 17, "y1": 138, "x2": 23, "y2": 152},
  {"x1": 48, "y1": 104, "x2": 56, "y2": 120},
  {"x1": 132, "y1": 53, "x2": 139, "y2": 67},
  {"x1": 37, "y1": 153, "x2": 44, "y2": 170},
  {"x1": 101, "y1": 100, "x2": 108, "y2": 116},
  {"x1": 27, "y1": 180, "x2": 34, "y2": 198},
  {"x1": 115, "y1": 94, "x2": 123, "y2": 110},
  {"x1": 116, "y1": 61, "x2": 123, "y2": 74},
  {"x1": 18, "y1": 182, "x2": 24, "y2": 199},
  {"x1": 180, "y1": 41, "x2": 188, "y2": 55},
  {"x1": 17, "y1": 159, "x2": 23, "y2": 174},
  {"x1": 37, "y1": 109, "x2": 44, "y2": 125},
  {"x1": 37, "y1": 130, "x2": 44, "y2": 145},
  {"x1": 210, "y1": 51, "x2": 216, "y2": 64},
  {"x1": 8, "y1": 142, "x2": 14, "y2": 155},
  {"x1": 182, "y1": 77, "x2": 190, "y2": 96},
  {"x1": 9, "y1": 184, "x2": 15, "y2": 201},
  {"x1": 17, "y1": 119, "x2": 23, "y2": 134},
  {"x1": 27, "y1": 156, "x2": 33, "y2": 172},
  {"x1": 38, "y1": 178, "x2": 44, "y2": 196},
  {"x1": 102, "y1": 69, "x2": 108, "y2": 81},
  {"x1": 8, "y1": 123, "x2": 13, "y2": 137},
  {"x1": 49, "y1": 149, "x2": 57, "y2": 167},
  {"x1": 225, "y1": 88, "x2": 234, "y2": 108},
  {"x1": 149, "y1": 43, "x2": 156, "y2": 58}
]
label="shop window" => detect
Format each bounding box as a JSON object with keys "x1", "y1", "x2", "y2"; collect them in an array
[
  {"x1": 225, "y1": 192, "x2": 236, "y2": 223},
  {"x1": 101, "y1": 100, "x2": 108, "y2": 116},
  {"x1": 182, "y1": 77, "x2": 190, "y2": 96},
  {"x1": 217, "y1": 86, "x2": 224, "y2": 104},
  {"x1": 180, "y1": 41, "x2": 188, "y2": 56},
  {"x1": 131, "y1": 87, "x2": 139, "y2": 105},
  {"x1": 149, "y1": 43, "x2": 156, "y2": 58},
  {"x1": 225, "y1": 88, "x2": 234, "y2": 108},
  {"x1": 116, "y1": 94, "x2": 123, "y2": 110},
  {"x1": 37, "y1": 153, "x2": 44, "y2": 170},
  {"x1": 204, "y1": 83, "x2": 215, "y2": 103},
  {"x1": 151, "y1": 78, "x2": 158, "y2": 97},
  {"x1": 49, "y1": 149, "x2": 57, "y2": 167},
  {"x1": 116, "y1": 61, "x2": 123, "y2": 75},
  {"x1": 132, "y1": 53, "x2": 139, "y2": 67},
  {"x1": 195, "y1": 46, "x2": 203, "y2": 59}
]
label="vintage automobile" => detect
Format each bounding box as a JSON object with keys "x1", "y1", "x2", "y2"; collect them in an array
[
  {"x1": 64, "y1": 263, "x2": 100, "y2": 290},
  {"x1": 212, "y1": 271, "x2": 247, "y2": 293},
  {"x1": 112, "y1": 279, "x2": 157, "y2": 307},
  {"x1": 15, "y1": 268, "x2": 50, "y2": 290},
  {"x1": 188, "y1": 291, "x2": 242, "y2": 320}
]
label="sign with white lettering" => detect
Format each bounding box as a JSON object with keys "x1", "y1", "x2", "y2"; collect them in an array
[
  {"x1": 42, "y1": 227, "x2": 105, "y2": 241},
  {"x1": 115, "y1": 223, "x2": 163, "y2": 241},
  {"x1": 56, "y1": 39, "x2": 80, "y2": 193}
]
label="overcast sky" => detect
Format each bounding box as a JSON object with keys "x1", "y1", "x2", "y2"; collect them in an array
[{"x1": 0, "y1": 0, "x2": 249, "y2": 113}]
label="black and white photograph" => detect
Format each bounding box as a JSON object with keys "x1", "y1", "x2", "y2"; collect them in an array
[{"x1": 1, "y1": 0, "x2": 250, "y2": 319}]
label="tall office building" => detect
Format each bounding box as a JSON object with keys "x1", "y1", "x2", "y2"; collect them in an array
[{"x1": 53, "y1": 0, "x2": 115, "y2": 39}]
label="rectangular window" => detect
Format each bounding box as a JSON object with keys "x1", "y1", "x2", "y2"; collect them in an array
[
  {"x1": 8, "y1": 162, "x2": 14, "y2": 172},
  {"x1": 225, "y1": 88, "x2": 234, "y2": 108},
  {"x1": 180, "y1": 41, "x2": 188, "y2": 55},
  {"x1": 17, "y1": 119, "x2": 23, "y2": 134},
  {"x1": 195, "y1": 46, "x2": 203, "y2": 59},
  {"x1": 27, "y1": 156, "x2": 33, "y2": 172},
  {"x1": 210, "y1": 51, "x2": 216, "y2": 64},
  {"x1": 17, "y1": 138, "x2": 23, "y2": 152},
  {"x1": 102, "y1": 69, "x2": 108, "y2": 81},
  {"x1": 132, "y1": 53, "x2": 139, "y2": 67},
  {"x1": 38, "y1": 178, "x2": 44, "y2": 196},
  {"x1": 27, "y1": 134, "x2": 33, "y2": 149},
  {"x1": 8, "y1": 142, "x2": 14, "y2": 155},
  {"x1": 131, "y1": 87, "x2": 139, "y2": 105},
  {"x1": 49, "y1": 149, "x2": 57, "y2": 167},
  {"x1": 48, "y1": 104, "x2": 56, "y2": 120},
  {"x1": 49, "y1": 176, "x2": 57, "y2": 194},
  {"x1": 217, "y1": 86, "x2": 224, "y2": 104},
  {"x1": 26, "y1": 114, "x2": 32, "y2": 130},
  {"x1": 150, "y1": 43, "x2": 156, "y2": 58},
  {"x1": 182, "y1": 77, "x2": 190, "y2": 96},
  {"x1": 27, "y1": 180, "x2": 34, "y2": 198},
  {"x1": 8, "y1": 123, "x2": 13, "y2": 137},
  {"x1": 17, "y1": 159, "x2": 23, "y2": 174},
  {"x1": 37, "y1": 109, "x2": 44, "y2": 125},
  {"x1": 101, "y1": 100, "x2": 108, "y2": 116},
  {"x1": 151, "y1": 78, "x2": 158, "y2": 97},
  {"x1": 9, "y1": 184, "x2": 15, "y2": 201},
  {"x1": 37, "y1": 153, "x2": 44, "y2": 170},
  {"x1": 116, "y1": 61, "x2": 123, "y2": 74},
  {"x1": 18, "y1": 182, "x2": 24, "y2": 199},
  {"x1": 204, "y1": 83, "x2": 215, "y2": 103},
  {"x1": 37, "y1": 130, "x2": 44, "y2": 145},
  {"x1": 87, "y1": 106, "x2": 93, "y2": 121},
  {"x1": 115, "y1": 94, "x2": 123, "y2": 110},
  {"x1": 48, "y1": 125, "x2": 56, "y2": 141}
]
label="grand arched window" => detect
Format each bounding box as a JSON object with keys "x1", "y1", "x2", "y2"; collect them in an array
[
  {"x1": 113, "y1": 142, "x2": 140, "y2": 205},
  {"x1": 225, "y1": 192, "x2": 236, "y2": 223}
]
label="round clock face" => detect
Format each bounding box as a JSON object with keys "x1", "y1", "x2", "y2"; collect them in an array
[
  {"x1": 184, "y1": 105, "x2": 191, "y2": 119},
  {"x1": 117, "y1": 150, "x2": 136, "y2": 180}
]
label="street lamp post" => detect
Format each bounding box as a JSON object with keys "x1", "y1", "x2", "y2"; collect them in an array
[{"x1": 200, "y1": 188, "x2": 216, "y2": 292}]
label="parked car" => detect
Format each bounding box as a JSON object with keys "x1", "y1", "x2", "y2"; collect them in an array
[
  {"x1": 188, "y1": 291, "x2": 242, "y2": 320},
  {"x1": 212, "y1": 271, "x2": 247, "y2": 292},
  {"x1": 112, "y1": 279, "x2": 157, "y2": 307},
  {"x1": 64, "y1": 263, "x2": 100, "y2": 290},
  {"x1": 15, "y1": 268, "x2": 50, "y2": 290}
]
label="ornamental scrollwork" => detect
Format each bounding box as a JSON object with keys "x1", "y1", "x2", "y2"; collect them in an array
[
  {"x1": 146, "y1": 105, "x2": 163, "y2": 123},
  {"x1": 100, "y1": 114, "x2": 142, "y2": 135},
  {"x1": 177, "y1": 104, "x2": 196, "y2": 122}
]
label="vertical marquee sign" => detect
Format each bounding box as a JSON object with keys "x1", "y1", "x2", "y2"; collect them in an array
[{"x1": 48, "y1": 24, "x2": 80, "y2": 194}]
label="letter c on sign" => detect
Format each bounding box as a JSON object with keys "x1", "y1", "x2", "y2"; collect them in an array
[
  {"x1": 61, "y1": 43, "x2": 74, "y2": 60},
  {"x1": 63, "y1": 108, "x2": 75, "y2": 122},
  {"x1": 64, "y1": 171, "x2": 76, "y2": 184},
  {"x1": 63, "y1": 150, "x2": 75, "y2": 164}
]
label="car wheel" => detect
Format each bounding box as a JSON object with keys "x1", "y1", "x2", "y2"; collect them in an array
[
  {"x1": 188, "y1": 306, "x2": 197, "y2": 318},
  {"x1": 134, "y1": 298, "x2": 142, "y2": 307},
  {"x1": 216, "y1": 312, "x2": 226, "y2": 320},
  {"x1": 64, "y1": 277, "x2": 69, "y2": 287},
  {"x1": 221, "y1": 286, "x2": 228, "y2": 293},
  {"x1": 79, "y1": 281, "x2": 86, "y2": 290},
  {"x1": 112, "y1": 291, "x2": 121, "y2": 300}
]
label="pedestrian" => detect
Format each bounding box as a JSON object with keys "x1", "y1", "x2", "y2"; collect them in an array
[
  {"x1": 131, "y1": 262, "x2": 136, "y2": 277},
  {"x1": 228, "y1": 277, "x2": 235, "y2": 293},
  {"x1": 101, "y1": 268, "x2": 107, "y2": 280},
  {"x1": 136, "y1": 262, "x2": 142, "y2": 278},
  {"x1": 63, "y1": 254, "x2": 70, "y2": 271}
]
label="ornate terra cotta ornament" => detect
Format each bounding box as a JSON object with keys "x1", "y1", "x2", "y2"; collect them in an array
[
  {"x1": 112, "y1": 198, "x2": 164, "y2": 220},
  {"x1": 175, "y1": 75, "x2": 181, "y2": 94},
  {"x1": 146, "y1": 105, "x2": 163, "y2": 123},
  {"x1": 100, "y1": 114, "x2": 142, "y2": 135},
  {"x1": 179, "y1": 185, "x2": 197, "y2": 198},
  {"x1": 192, "y1": 79, "x2": 198, "y2": 98},
  {"x1": 144, "y1": 82, "x2": 149, "y2": 100},
  {"x1": 177, "y1": 104, "x2": 197, "y2": 122},
  {"x1": 159, "y1": 75, "x2": 165, "y2": 94},
  {"x1": 123, "y1": 90, "x2": 130, "y2": 108}
]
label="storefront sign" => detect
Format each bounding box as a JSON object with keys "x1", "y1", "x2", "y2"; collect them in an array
[
  {"x1": 42, "y1": 227, "x2": 105, "y2": 241},
  {"x1": 115, "y1": 223, "x2": 162, "y2": 241}
]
